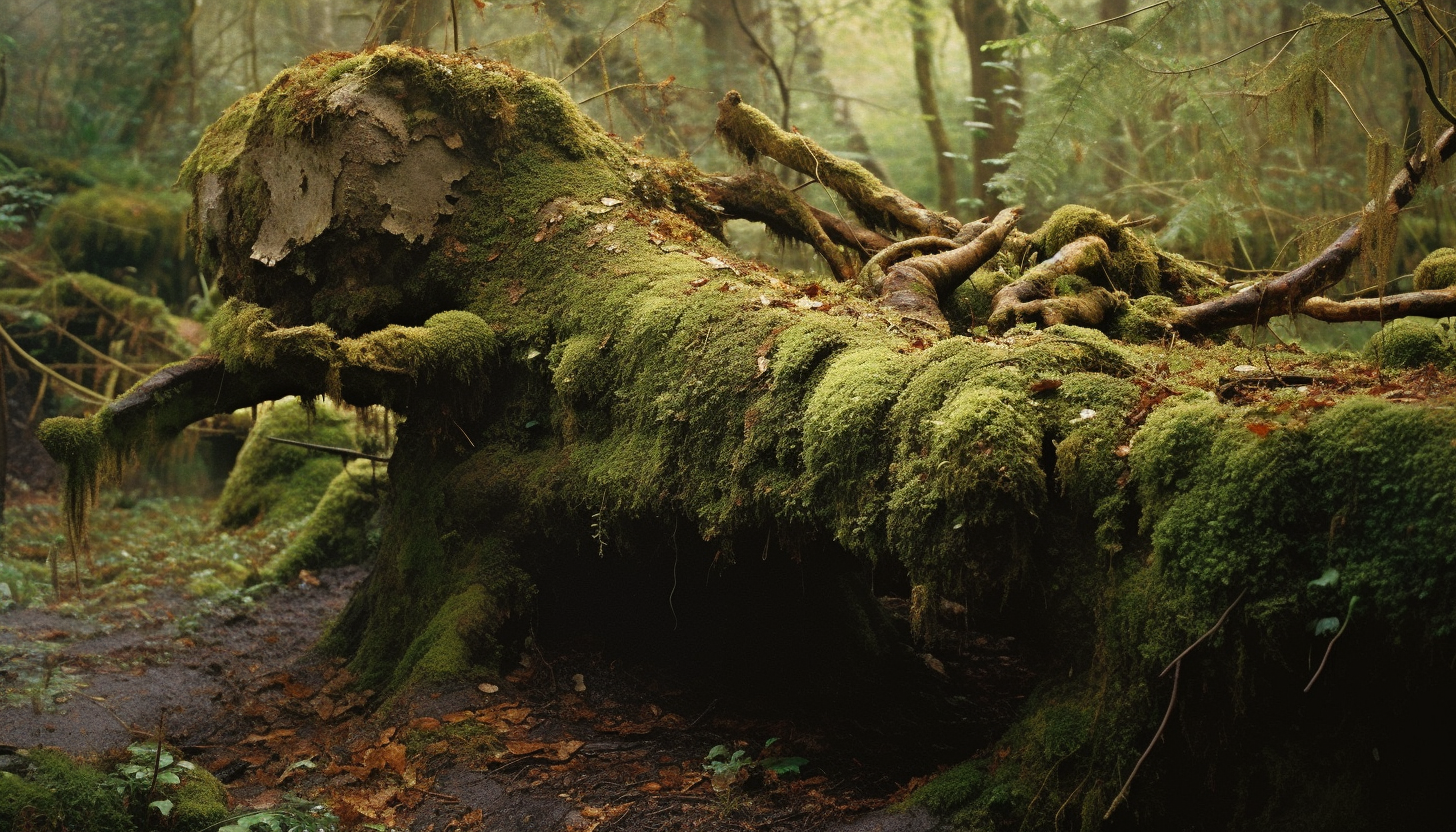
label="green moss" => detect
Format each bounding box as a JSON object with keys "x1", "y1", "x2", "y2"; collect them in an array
[
  {"x1": 1107, "y1": 293, "x2": 1178, "y2": 343},
  {"x1": 1413, "y1": 247, "x2": 1456, "y2": 290},
  {"x1": 214, "y1": 398, "x2": 357, "y2": 528},
  {"x1": 0, "y1": 771, "x2": 63, "y2": 832},
  {"x1": 1031, "y1": 205, "x2": 1160, "y2": 296},
  {"x1": 41, "y1": 187, "x2": 192, "y2": 306},
  {"x1": 266, "y1": 459, "x2": 387, "y2": 580},
  {"x1": 25, "y1": 749, "x2": 134, "y2": 832},
  {"x1": 1362, "y1": 318, "x2": 1455, "y2": 368},
  {"x1": 170, "y1": 768, "x2": 228, "y2": 832}
]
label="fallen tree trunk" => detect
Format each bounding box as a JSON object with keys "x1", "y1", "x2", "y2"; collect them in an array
[{"x1": 34, "y1": 48, "x2": 1456, "y2": 832}]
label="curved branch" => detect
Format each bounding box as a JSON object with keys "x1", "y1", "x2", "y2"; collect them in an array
[
  {"x1": 716, "y1": 91, "x2": 960, "y2": 237},
  {"x1": 1298, "y1": 288, "x2": 1456, "y2": 321},
  {"x1": 1378, "y1": 0, "x2": 1456, "y2": 128},
  {"x1": 699, "y1": 170, "x2": 858, "y2": 282},
  {"x1": 1173, "y1": 124, "x2": 1456, "y2": 335}
]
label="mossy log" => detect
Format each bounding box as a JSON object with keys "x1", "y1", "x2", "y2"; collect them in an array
[{"x1": 34, "y1": 48, "x2": 1456, "y2": 830}]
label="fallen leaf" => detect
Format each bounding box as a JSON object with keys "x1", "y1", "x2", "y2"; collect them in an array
[
  {"x1": 242, "y1": 728, "x2": 295, "y2": 744},
  {"x1": 600, "y1": 197, "x2": 623, "y2": 206},
  {"x1": 283, "y1": 680, "x2": 316, "y2": 699},
  {"x1": 1114, "y1": 444, "x2": 1132, "y2": 458},
  {"x1": 297, "y1": 570, "x2": 320, "y2": 587},
  {"x1": 1029, "y1": 378, "x2": 1063, "y2": 395},
  {"x1": 408, "y1": 717, "x2": 442, "y2": 731},
  {"x1": 689, "y1": 277, "x2": 708, "y2": 287},
  {"x1": 441, "y1": 711, "x2": 475, "y2": 723},
  {"x1": 1246, "y1": 422, "x2": 1276, "y2": 437},
  {"x1": 478, "y1": 683, "x2": 500, "y2": 694}
]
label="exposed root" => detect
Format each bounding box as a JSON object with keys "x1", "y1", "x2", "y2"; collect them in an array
[
  {"x1": 716, "y1": 91, "x2": 960, "y2": 237},
  {"x1": 807, "y1": 204, "x2": 894, "y2": 256},
  {"x1": 878, "y1": 206, "x2": 1022, "y2": 327},
  {"x1": 988, "y1": 236, "x2": 1117, "y2": 334},
  {"x1": 1105, "y1": 660, "x2": 1180, "y2": 821},
  {"x1": 859, "y1": 235, "x2": 962, "y2": 289},
  {"x1": 699, "y1": 170, "x2": 858, "y2": 282}
]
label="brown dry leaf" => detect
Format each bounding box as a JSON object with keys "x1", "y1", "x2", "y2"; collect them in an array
[
  {"x1": 639, "y1": 782, "x2": 662, "y2": 792},
  {"x1": 1246, "y1": 422, "x2": 1277, "y2": 437},
  {"x1": 453, "y1": 808, "x2": 484, "y2": 828},
  {"x1": 408, "y1": 717, "x2": 442, "y2": 731},
  {"x1": 689, "y1": 277, "x2": 708, "y2": 287},
  {"x1": 1029, "y1": 378, "x2": 1063, "y2": 395},
  {"x1": 506, "y1": 281, "x2": 527, "y2": 304},
  {"x1": 1113, "y1": 444, "x2": 1132, "y2": 458},
  {"x1": 314, "y1": 696, "x2": 335, "y2": 721},
  {"x1": 441, "y1": 711, "x2": 475, "y2": 724},
  {"x1": 478, "y1": 683, "x2": 500, "y2": 694},
  {"x1": 297, "y1": 570, "x2": 320, "y2": 587},
  {"x1": 283, "y1": 679, "x2": 316, "y2": 699},
  {"x1": 242, "y1": 728, "x2": 295, "y2": 744}
]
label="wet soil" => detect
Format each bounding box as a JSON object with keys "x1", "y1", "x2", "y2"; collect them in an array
[{"x1": 1, "y1": 500, "x2": 1034, "y2": 831}]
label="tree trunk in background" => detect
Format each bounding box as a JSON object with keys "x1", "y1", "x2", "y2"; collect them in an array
[
  {"x1": 909, "y1": 0, "x2": 958, "y2": 213},
  {"x1": 123, "y1": 0, "x2": 197, "y2": 154},
  {"x1": 372, "y1": 0, "x2": 445, "y2": 47},
  {"x1": 951, "y1": 0, "x2": 1016, "y2": 212}
]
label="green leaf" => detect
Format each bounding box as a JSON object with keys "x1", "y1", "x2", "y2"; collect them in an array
[
  {"x1": 158, "y1": 771, "x2": 181, "y2": 785},
  {"x1": 706, "y1": 744, "x2": 728, "y2": 761},
  {"x1": 1313, "y1": 616, "x2": 1340, "y2": 637},
  {"x1": 150, "y1": 799, "x2": 174, "y2": 817},
  {"x1": 762, "y1": 756, "x2": 809, "y2": 775},
  {"x1": 1309, "y1": 568, "x2": 1340, "y2": 588}
]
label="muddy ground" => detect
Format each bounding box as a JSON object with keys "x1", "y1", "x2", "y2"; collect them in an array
[{"x1": 0, "y1": 497, "x2": 1033, "y2": 831}]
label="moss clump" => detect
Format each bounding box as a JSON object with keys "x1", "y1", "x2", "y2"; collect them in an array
[
  {"x1": 214, "y1": 398, "x2": 357, "y2": 528},
  {"x1": 1413, "y1": 247, "x2": 1456, "y2": 290},
  {"x1": 1107, "y1": 293, "x2": 1178, "y2": 343},
  {"x1": 1031, "y1": 205, "x2": 1160, "y2": 296},
  {"x1": 171, "y1": 768, "x2": 228, "y2": 832},
  {"x1": 1362, "y1": 318, "x2": 1454, "y2": 369},
  {"x1": 0, "y1": 771, "x2": 64, "y2": 832},
  {"x1": 23, "y1": 750, "x2": 135, "y2": 832},
  {"x1": 266, "y1": 459, "x2": 387, "y2": 580},
  {"x1": 41, "y1": 187, "x2": 192, "y2": 306}
]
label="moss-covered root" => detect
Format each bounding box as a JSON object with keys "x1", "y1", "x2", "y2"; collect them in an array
[
  {"x1": 988, "y1": 236, "x2": 1118, "y2": 334},
  {"x1": 266, "y1": 458, "x2": 388, "y2": 580},
  {"x1": 715, "y1": 91, "x2": 959, "y2": 237},
  {"x1": 698, "y1": 170, "x2": 858, "y2": 281},
  {"x1": 879, "y1": 207, "x2": 1024, "y2": 328},
  {"x1": 215, "y1": 398, "x2": 358, "y2": 528}
]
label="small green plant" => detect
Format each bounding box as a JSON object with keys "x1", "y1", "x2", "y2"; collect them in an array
[
  {"x1": 216, "y1": 795, "x2": 341, "y2": 832},
  {"x1": 702, "y1": 738, "x2": 809, "y2": 792},
  {"x1": 110, "y1": 741, "x2": 194, "y2": 818}
]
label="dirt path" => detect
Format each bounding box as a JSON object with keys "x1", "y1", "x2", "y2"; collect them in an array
[{"x1": 2, "y1": 499, "x2": 1030, "y2": 831}]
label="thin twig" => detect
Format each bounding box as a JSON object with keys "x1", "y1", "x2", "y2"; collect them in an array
[
  {"x1": 1072, "y1": 0, "x2": 1169, "y2": 32},
  {"x1": 1161, "y1": 589, "x2": 1248, "y2": 677},
  {"x1": 1133, "y1": 5, "x2": 1383, "y2": 76},
  {"x1": 1378, "y1": 0, "x2": 1456, "y2": 127},
  {"x1": 0, "y1": 323, "x2": 110, "y2": 404},
  {"x1": 264, "y1": 436, "x2": 390, "y2": 463},
  {"x1": 1319, "y1": 69, "x2": 1375, "y2": 141},
  {"x1": 558, "y1": 0, "x2": 674, "y2": 83},
  {"x1": 1104, "y1": 660, "x2": 1180, "y2": 820},
  {"x1": 1416, "y1": 0, "x2": 1456, "y2": 56},
  {"x1": 1304, "y1": 598, "x2": 1357, "y2": 693}
]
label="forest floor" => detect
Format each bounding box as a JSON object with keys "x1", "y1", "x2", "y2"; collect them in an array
[{"x1": 0, "y1": 495, "x2": 1033, "y2": 831}]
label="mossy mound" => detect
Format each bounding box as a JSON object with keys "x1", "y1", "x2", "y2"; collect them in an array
[
  {"x1": 41, "y1": 187, "x2": 193, "y2": 306},
  {"x1": 1030, "y1": 205, "x2": 1160, "y2": 296},
  {"x1": 171, "y1": 768, "x2": 229, "y2": 832},
  {"x1": 1413, "y1": 246, "x2": 1456, "y2": 290},
  {"x1": 214, "y1": 398, "x2": 357, "y2": 528},
  {"x1": 1106, "y1": 293, "x2": 1177, "y2": 343},
  {"x1": 0, "y1": 748, "x2": 229, "y2": 832},
  {"x1": 0, "y1": 750, "x2": 134, "y2": 832},
  {"x1": 1362, "y1": 318, "x2": 1454, "y2": 368},
  {"x1": 266, "y1": 458, "x2": 387, "y2": 580}
]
